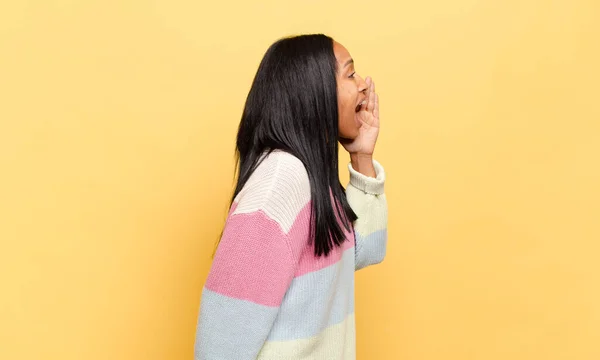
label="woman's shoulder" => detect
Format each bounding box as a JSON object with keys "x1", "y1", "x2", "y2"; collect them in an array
[
  {"x1": 262, "y1": 149, "x2": 309, "y2": 184},
  {"x1": 233, "y1": 150, "x2": 311, "y2": 228},
  {"x1": 248, "y1": 150, "x2": 309, "y2": 197}
]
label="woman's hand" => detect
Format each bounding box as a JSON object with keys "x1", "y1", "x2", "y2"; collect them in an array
[
  {"x1": 339, "y1": 76, "x2": 380, "y2": 157},
  {"x1": 339, "y1": 77, "x2": 379, "y2": 177}
]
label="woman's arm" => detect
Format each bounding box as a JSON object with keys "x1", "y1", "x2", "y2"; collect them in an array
[
  {"x1": 338, "y1": 74, "x2": 386, "y2": 270},
  {"x1": 194, "y1": 157, "x2": 309, "y2": 359},
  {"x1": 346, "y1": 158, "x2": 388, "y2": 271}
]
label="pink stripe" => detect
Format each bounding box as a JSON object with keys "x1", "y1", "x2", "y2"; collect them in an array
[
  {"x1": 294, "y1": 227, "x2": 354, "y2": 277},
  {"x1": 292, "y1": 201, "x2": 355, "y2": 278},
  {"x1": 229, "y1": 202, "x2": 238, "y2": 214},
  {"x1": 208, "y1": 200, "x2": 355, "y2": 304},
  {"x1": 206, "y1": 208, "x2": 309, "y2": 307}
]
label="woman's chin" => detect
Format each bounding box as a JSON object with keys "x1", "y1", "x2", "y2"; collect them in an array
[
  {"x1": 343, "y1": 131, "x2": 360, "y2": 141},
  {"x1": 338, "y1": 131, "x2": 359, "y2": 142},
  {"x1": 354, "y1": 113, "x2": 363, "y2": 128}
]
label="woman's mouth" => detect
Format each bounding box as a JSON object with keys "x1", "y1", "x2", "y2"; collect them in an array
[{"x1": 355, "y1": 100, "x2": 367, "y2": 113}]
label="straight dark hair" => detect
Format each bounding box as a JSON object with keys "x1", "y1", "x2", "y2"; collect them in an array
[{"x1": 217, "y1": 34, "x2": 357, "y2": 258}]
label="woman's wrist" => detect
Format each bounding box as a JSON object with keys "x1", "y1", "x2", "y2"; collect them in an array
[{"x1": 350, "y1": 153, "x2": 376, "y2": 178}]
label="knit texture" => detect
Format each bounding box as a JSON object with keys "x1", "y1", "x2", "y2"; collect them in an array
[{"x1": 195, "y1": 150, "x2": 388, "y2": 360}]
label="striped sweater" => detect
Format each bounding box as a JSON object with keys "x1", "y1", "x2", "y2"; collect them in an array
[{"x1": 194, "y1": 150, "x2": 388, "y2": 360}]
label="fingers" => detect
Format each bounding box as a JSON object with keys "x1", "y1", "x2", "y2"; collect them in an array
[
  {"x1": 365, "y1": 77, "x2": 376, "y2": 106},
  {"x1": 366, "y1": 86, "x2": 376, "y2": 114},
  {"x1": 364, "y1": 77, "x2": 375, "y2": 113},
  {"x1": 373, "y1": 93, "x2": 379, "y2": 122},
  {"x1": 364, "y1": 77, "x2": 372, "y2": 107},
  {"x1": 369, "y1": 79, "x2": 379, "y2": 126}
]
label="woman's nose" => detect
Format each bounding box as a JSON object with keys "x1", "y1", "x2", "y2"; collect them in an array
[{"x1": 357, "y1": 76, "x2": 368, "y2": 93}]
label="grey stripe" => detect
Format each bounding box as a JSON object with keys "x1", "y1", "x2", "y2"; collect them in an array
[
  {"x1": 355, "y1": 229, "x2": 387, "y2": 271},
  {"x1": 267, "y1": 247, "x2": 355, "y2": 341},
  {"x1": 195, "y1": 288, "x2": 279, "y2": 360}
]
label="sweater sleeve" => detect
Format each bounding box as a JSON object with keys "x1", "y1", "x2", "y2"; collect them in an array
[
  {"x1": 346, "y1": 159, "x2": 388, "y2": 271},
  {"x1": 194, "y1": 155, "x2": 310, "y2": 360}
]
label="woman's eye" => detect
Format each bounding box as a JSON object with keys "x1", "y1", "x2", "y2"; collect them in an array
[{"x1": 349, "y1": 72, "x2": 356, "y2": 78}]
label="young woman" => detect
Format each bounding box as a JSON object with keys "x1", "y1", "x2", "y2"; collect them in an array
[{"x1": 194, "y1": 34, "x2": 388, "y2": 360}]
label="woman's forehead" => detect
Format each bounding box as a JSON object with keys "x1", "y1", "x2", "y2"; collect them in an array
[{"x1": 333, "y1": 41, "x2": 352, "y2": 64}]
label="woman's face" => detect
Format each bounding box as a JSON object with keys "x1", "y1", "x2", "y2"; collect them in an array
[{"x1": 334, "y1": 41, "x2": 368, "y2": 140}]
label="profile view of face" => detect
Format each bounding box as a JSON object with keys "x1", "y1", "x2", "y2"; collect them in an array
[{"x1": 333, "y1": 41, "x2": 369, "y2": 141}]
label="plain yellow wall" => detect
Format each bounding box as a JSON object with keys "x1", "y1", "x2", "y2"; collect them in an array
[{"x1": 1, "y1": 0, "x2": 599, "y2": 359}]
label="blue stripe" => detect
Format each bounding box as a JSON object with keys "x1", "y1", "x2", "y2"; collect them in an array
[
  {"x1": 267, "y1": 247, "x2": 355, "y2": 341},
  {"x1": 355, "y1": 229, "x2": 387, "y2": 271},
  {"x1": 195, "y1": 288, "x2": 279, "y2": 360}
]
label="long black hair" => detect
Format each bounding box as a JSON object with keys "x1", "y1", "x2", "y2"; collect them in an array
[{"x1": 219, "y1": 34, "x2": 357, "y2": 258}]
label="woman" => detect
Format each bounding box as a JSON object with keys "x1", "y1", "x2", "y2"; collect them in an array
[{"x1": 194, "y1": 34, "x2": 388, "y2": 360}]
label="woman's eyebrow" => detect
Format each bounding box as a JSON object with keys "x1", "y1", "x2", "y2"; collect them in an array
[{"x1": 344, "y1": 58, "x2": 354, "y2": 68}]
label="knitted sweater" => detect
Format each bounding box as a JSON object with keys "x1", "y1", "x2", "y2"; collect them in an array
[{"x1": 194, "y1": 150, "x2": 388, "y2": 360}]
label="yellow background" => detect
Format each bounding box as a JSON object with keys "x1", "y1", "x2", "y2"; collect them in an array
[{"x1": 1, "y1": 0, "x2": 599, "y2": 359}]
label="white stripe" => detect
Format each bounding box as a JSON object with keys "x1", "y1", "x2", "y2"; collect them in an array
[
  {"x1": 346, "y1": 185, "x2": 388, "y2": 236},
  {"x1": 233, "y1": 151, "x2": 311, "y2": 233},
  {"x1": 258, "y1": 313, "x2": 356, "y2": 360}
]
